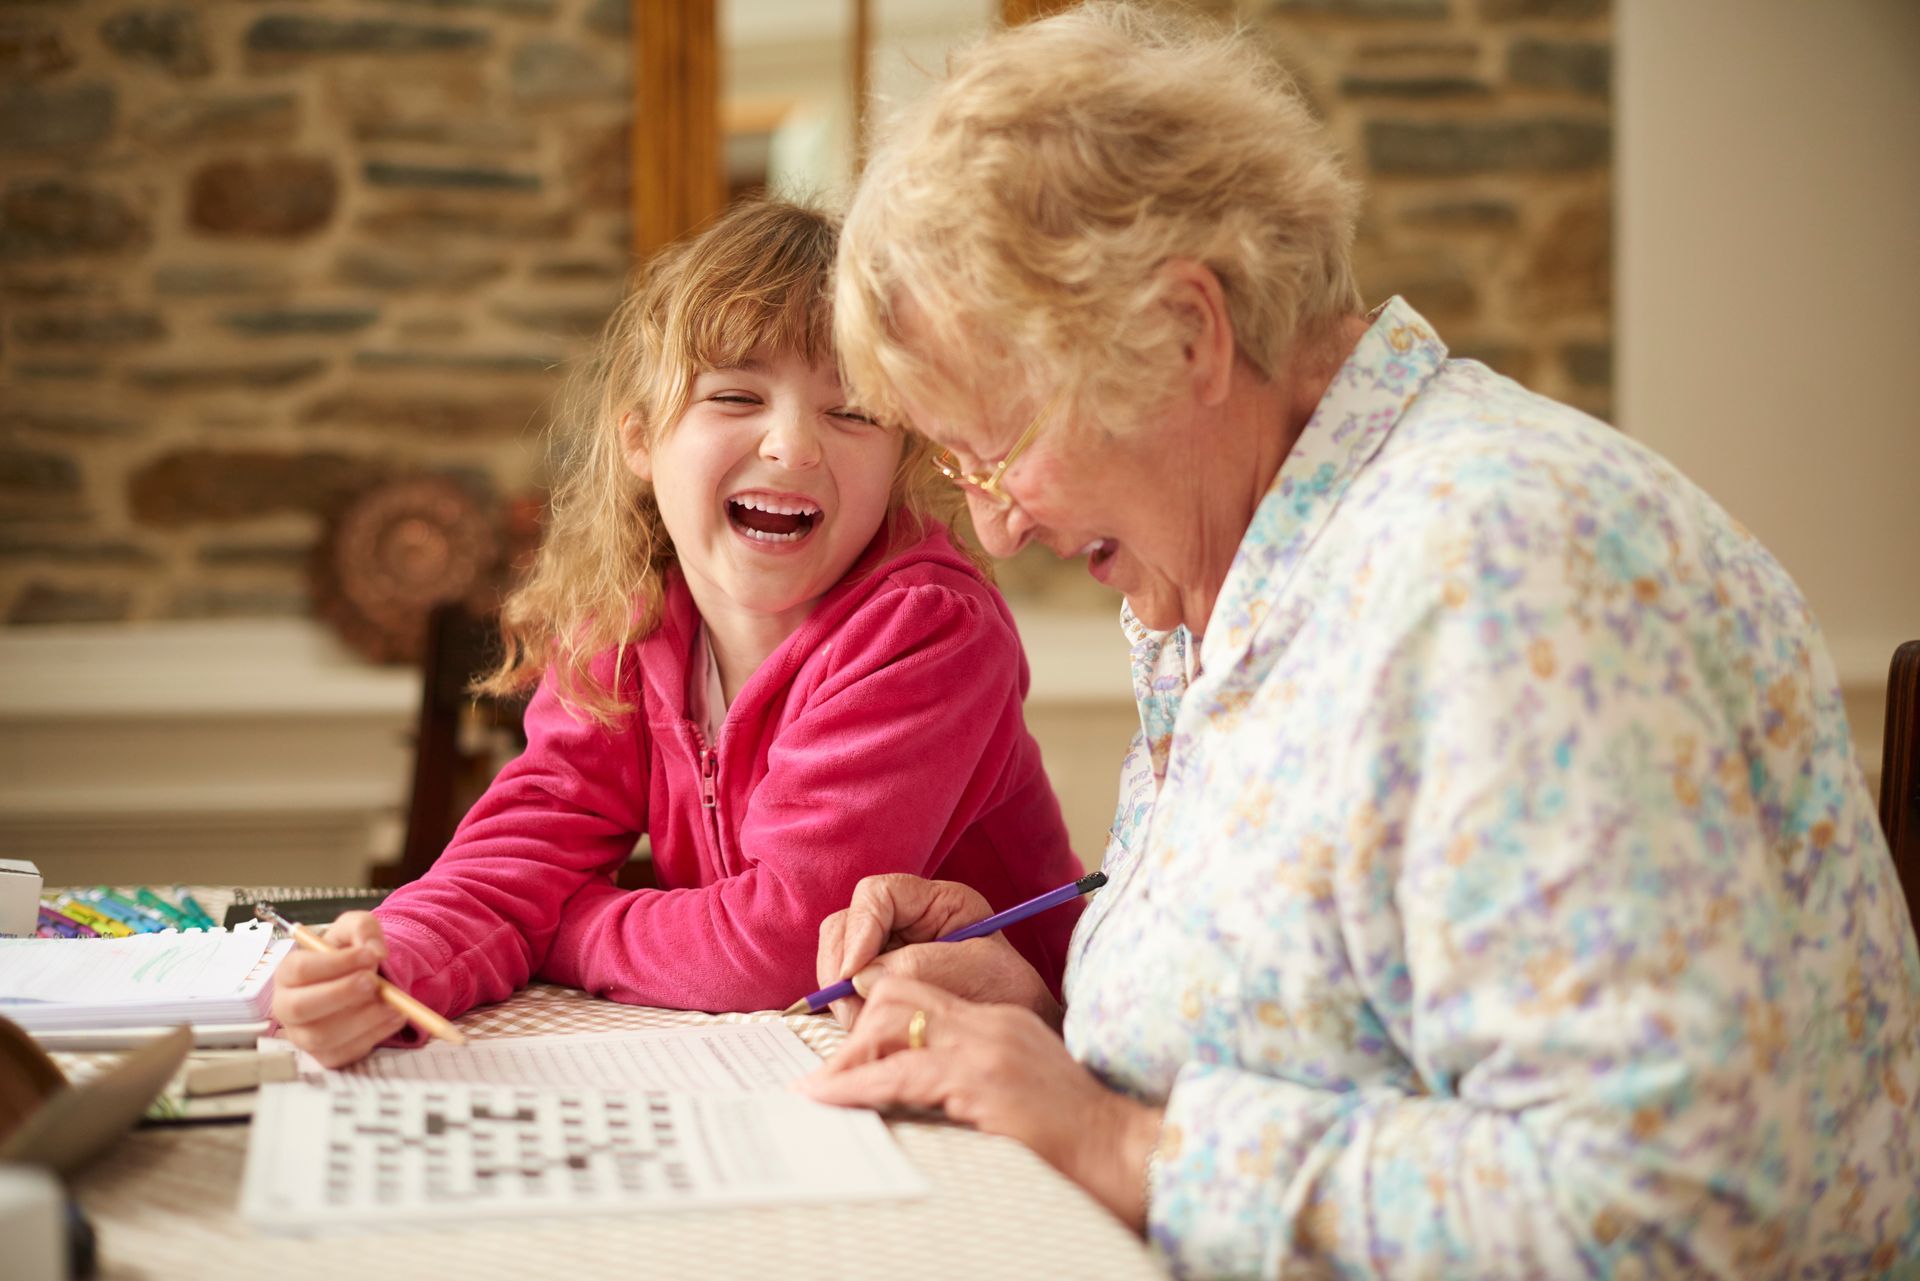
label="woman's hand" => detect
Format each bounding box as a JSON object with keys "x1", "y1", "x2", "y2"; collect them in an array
[
  {"x1": 267, "y1": 911, "x2": 407, "y2": 1068},
  {"x1": 797, "y1": 976, "x2": 1163, "y2": 1230},
  {"x1": 815, "y1": 874, "x2": 1059, "y2": 1029}
]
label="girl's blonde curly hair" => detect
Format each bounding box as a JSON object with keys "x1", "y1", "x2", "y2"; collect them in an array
[{"x1": 481, "y1": 198, "x2": 970, "y2": 725}]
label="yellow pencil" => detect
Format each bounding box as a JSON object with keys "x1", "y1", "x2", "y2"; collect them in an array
[{"x1": 255, "y1": 904, "x2": 467, "y2": 1047}]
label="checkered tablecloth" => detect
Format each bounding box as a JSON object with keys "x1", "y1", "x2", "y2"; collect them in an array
[{"x1": 62, "y1": 890, "x2": 1167, "y2": 1281}]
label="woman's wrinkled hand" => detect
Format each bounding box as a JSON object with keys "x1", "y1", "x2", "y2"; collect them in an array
[
  {"x1": 267, "y1": 911, "x2": 407, "y2": 1068},
  {"x1": 795, "y1": 976, "x2": 1162, "y2": 1230},
  {"x1": 815, "y1": 874, "x2": 1059, "y2": 1029}
]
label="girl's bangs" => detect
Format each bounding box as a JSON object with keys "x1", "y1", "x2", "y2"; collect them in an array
[{"x1": 677, "y1": 244, "x2": 835, "y2": 377}]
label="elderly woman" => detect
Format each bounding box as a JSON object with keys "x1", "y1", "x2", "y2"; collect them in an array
[{"x1": 796, "y1": 6, "x2": 1920, "y2": 1279}]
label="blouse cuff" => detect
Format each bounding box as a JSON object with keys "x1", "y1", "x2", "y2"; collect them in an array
[{"x1": 1149, "y1": 1060, "x2": 1352, "y2": 1280}]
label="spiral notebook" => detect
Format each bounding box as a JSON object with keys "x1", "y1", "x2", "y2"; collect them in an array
[
  {"x1": 0, "y1": 921, "x2": 291, "y2": 1034},
  {"x1": 222, "y1": 887, "x2": 390, "y2": 930}
]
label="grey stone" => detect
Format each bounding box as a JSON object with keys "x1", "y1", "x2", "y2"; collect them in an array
[
  {"x1": 1367, "y1": 118, "x2": 1610, "y2": 173},
  {"x1": 356, "y1": 203, "x2": 572, "y2": 240},
  {"x1": 0, "y1": 19, "x2": 75, "y2": 77},
  {"x1": 1354, "y1": 40, "x2": 1478, "y2": 61},
  {"x1": 1480, "y1": 0, "x2": 1606, "y2": 17},
  {"x1": 1342, "y1": 75, "x2": 1490, "y2": 99},
  {"x1": 13, "y1": 361, "x2": 102, "y2": 380},
  {"x1": 374, "y1": 0, "x2": 555, "y2": 14},
  {"x1": 0, "y1": 272, "x2": 112, "y2": 299},
  {"x1": 363, "y1": 161, "x2": 541, "y2": 191},
  {"x1": 8, "y1": 582, "x2": 130, "y2": 625},
  {"x1": 510, "y1": 39, "x2": 622, "y2": 101},
  {"x1": 0, "y1": 179, "x2": 147, "y2": 256},
  {"x1": 0, "y1": 408, "x2": 136, "y2": 436},
  {"x1": 352, "y1": 117, "x2": 535, "y2": 149},
  {"x1": 336, "y1": 250, "x2": 507, "y2": 291},
  {"x1": 1509, "y1": 39, "x2": 1610, "y2": 97},
  {"x1": 12, "y1": 311, "x2": 165, "y2": 345},
  {"x1": 153, "y1": 263, "x2": 292, "y2": 296},
  {"x1": 353, "y1": 349, "x2": 557, "y2": 375},
  {"x1": 245, "y1": 15, "x2": 489, "y2": 56},
  {"x1": 135, "y1": 92, "x2": 298, "y2": 147},
  {"x1": 100, "y1": 7, "x2": 211, "y2": 77},
  {"x1": 0, "y1": 445, "x2": 80, "y2": 493},
  {"x1": 299, "y1": 390, "x2": 547, "y2": 436},
  {"x1": 0, "y1": 81, "x2": 114, "y2": 150},
  {"x1": 1564, "y1": 340, "x2": 1612, "y2": 387},
  {"x1": 197, "y1": 540, "x2": 313, "y2": 568},
  {"x1": 1268, "y1": 0, "x2": 1447, "y2": 14},
  {"x1": 0, "y1": 534, "x2": 155, "y2": 563},
  {"x1": 584, "y1": 0, "x2": 628, "y2": 33},
  {"x1": 220, "y1": 308, "x2": 379, "y2": 336},
  {"x1": 1398, "y1": 199, "x2": 1519, "y2": 228},
  {"x1": 128, "y1": 359, "x2": 329, "y2": 390}
]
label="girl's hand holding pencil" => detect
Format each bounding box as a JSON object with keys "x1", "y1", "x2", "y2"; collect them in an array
[{"x1": 264, "y1": 908, "x2": 464, "y2": 1067}]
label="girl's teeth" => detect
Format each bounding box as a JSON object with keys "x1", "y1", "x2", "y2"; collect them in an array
[
  {"x1": 739, "y1": 526, "x2": 808, "y2": 543},
  {"x1": 732, "y1": 496, "x2": 821, "y2": 517}
]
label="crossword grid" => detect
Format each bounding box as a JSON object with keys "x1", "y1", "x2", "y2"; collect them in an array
[{"x1": 320, "y1": 1083, "x2": 699, "y2": 1212}]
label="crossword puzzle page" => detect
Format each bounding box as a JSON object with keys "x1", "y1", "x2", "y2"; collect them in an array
[{"x1": 241, "y1": 1077, "x2": 927, "y2": 1231}]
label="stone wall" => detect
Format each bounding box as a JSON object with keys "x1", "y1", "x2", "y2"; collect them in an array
[
  {"x1": 0, "y1": 0, "x2": 632, "y2": 624},
  {"x1": 0, "y1": 0, "x2": 1609, "y2": 626}
]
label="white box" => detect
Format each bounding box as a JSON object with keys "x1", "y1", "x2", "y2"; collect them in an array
[{"x1": 0, "y1": 859, "x2": 43, "y2": 937}]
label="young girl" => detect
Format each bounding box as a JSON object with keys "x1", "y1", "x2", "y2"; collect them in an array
[{"x1": 271, "y1": 200, "x2": 1084, "y2": 1066}]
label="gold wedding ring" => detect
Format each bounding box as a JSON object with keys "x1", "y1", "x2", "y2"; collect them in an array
[{"x1": 907, "y1": 1008, "x2": 929, "y2": 1051}]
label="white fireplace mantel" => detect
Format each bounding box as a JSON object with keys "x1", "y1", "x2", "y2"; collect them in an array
[
  {"x1": 0, "y1": 610, "x2": 1136, "y2": 886},
  {"x1": 0, "y1": 620, "x2": 420, "y2": 887}
]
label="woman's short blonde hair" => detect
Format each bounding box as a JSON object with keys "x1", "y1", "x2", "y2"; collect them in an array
[
  {"x1": 836, "y1": 2, "x2": 1363, "y2": 433},
  {"x1": 483, "y1": 198, "x2": 964, "y2": 724}
]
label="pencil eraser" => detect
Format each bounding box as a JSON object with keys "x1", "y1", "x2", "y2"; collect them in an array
[{"x1": 0, "y1": 859, "x2": 43, "y2": 938}]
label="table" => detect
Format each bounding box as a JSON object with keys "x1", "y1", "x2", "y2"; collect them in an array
[{"x1": 56, "y1": 891, "x2": 1168, "y2": 1281}]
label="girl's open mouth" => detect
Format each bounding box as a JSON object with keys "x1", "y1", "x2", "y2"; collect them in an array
[{"x1": 727, "y1": 495, "x2": 821, "y2": 544}]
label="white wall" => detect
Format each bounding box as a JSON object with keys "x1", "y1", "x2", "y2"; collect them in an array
[{"x1": 1618, "y1": 0, "x2": 1920, "y2": 778}]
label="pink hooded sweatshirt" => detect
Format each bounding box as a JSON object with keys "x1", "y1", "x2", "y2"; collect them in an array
[{"x1": 372, "y1": 523, "x2": 1084, "y2": 1016}]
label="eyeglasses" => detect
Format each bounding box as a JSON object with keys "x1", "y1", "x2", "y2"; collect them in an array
[{"x1": 928, "y1": 391, "x2": 1062, "y2": 511}]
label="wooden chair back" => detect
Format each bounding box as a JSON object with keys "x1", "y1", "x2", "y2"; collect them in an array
[
  {"x1": 372, "y1": 602, "x2": 655, "y2": 891},
  {"x1": 1880, "y1": 641, "x2": 1920, "y2": 930}
]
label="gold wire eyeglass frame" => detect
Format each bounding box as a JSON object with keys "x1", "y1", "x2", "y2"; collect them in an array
[{"x1": 928, "y1": 391, "x2": 1063, "y2": 511}]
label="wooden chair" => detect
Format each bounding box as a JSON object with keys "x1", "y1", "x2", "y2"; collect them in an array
[
  {"x1": 1880, "y1": 640, "x2": 1920, "y2": 930},
  {"x1": 370, "y1": 603, "x2": 524, "y2": 888},
  {"x1": 372, "y1": 602, "x2": 658, "y2": 891}
]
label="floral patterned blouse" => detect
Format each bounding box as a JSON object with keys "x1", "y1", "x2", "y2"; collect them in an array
[{"x1": 1062, "y1": 297, "x2": 1920, "y2": 1280}]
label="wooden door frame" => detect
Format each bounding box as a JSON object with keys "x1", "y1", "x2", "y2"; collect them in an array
[{"x1": 631, "y1": 2, "x2": 1064, "y2": 260}]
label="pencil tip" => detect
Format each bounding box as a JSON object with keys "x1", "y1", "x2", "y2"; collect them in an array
[{"x1": 781, "y1": 999, "x2": 812, "y2": 1017}]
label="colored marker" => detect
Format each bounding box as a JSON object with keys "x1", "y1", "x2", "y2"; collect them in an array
[
  {"x1": 134, "y1": 886, "x2": 194, "y2": 930},
  {"x1": 36, "y1": 905, "x2": 96, "y2": 938},
  {"x1": 53, "y1": 895, "x2": 131, "y2": 937},
  {"x1": 83, "y1": 890, "x2": 165, "y2": 933},
  {"x1": 171, "y1": 888, "x2": 218, "y2": 930}
]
